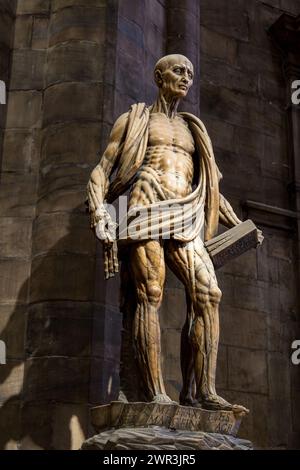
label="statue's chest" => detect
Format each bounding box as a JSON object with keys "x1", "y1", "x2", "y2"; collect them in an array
[{"x1": 148, "y1": 113, "x2": 195, "y2": 153}]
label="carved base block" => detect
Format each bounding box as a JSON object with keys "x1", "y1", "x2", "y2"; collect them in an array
[
  {"x1": 90, "y1": 401, "x2": 248, "y2": 437},
  {"x1": 82, "y1": 426, "x2": 253, "y2": 450}
]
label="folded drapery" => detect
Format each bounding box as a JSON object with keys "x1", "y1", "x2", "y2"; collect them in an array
[{"x1": 118, "y1": 159, "x2": 206, "y2": 243}]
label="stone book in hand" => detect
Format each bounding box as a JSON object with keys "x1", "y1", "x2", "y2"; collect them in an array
[{"x1": 204, "y1": 219, "x2": 260, "y2": 270}]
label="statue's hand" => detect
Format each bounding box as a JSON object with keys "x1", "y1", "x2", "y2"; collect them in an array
[
  {"x1": 94, "y1": 205, "x2": 117, "y2": 245},
  {"x1": 256, "y1": 228, "x2": 264, "y2": 245},
  {"x1": 94, "y1": 206, "x2": 119, "y2": 278}
]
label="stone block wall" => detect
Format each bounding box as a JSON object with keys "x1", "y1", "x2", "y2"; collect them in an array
[{"x1": 0, "y1": 0, "x2": 299, "y2": 450}]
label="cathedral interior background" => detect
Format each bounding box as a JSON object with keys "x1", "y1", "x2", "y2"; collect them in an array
[{"x1": 0, "y1": 0, "x2": 300, "y2": 449}]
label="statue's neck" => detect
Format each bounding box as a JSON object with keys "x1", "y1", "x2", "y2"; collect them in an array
[{"x1": 152, "y1": 90, "x2": 180, "y2": 119}]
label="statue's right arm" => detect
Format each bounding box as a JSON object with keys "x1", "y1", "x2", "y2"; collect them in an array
[{"x1": 87, "y1": 112, "x2": 129, "y2": 228}]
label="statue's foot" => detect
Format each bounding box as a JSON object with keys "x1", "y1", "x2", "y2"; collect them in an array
[
  {"x1": 201, "y1": 394, "x2": 249, "y2": 415},
  {"x1": 179, "y1": 395, "x2": 202, "y2": 408},
  {"x1": 152, "y1": 393, "x2": 177, "y2": 405}
]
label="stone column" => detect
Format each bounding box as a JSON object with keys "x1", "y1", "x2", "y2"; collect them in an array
[
  {"x1": 166, "y1": 0, "x2": 200, "y2": 115},
  {"x1": 22, "y1": 0, "x2": 109, "y2": 449},
  {"x1": 0, "y1": 0, "x2": 39, "y2": 451}
]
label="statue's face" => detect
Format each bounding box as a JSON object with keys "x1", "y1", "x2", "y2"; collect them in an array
[{"x1": 159, "y1": 57, "x2": 194, "y2": 99}]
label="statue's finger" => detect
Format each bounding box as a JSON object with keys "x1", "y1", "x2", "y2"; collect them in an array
[
  {"x1": 103, "y1": 250, "x2": 109, "y2": 279},
  {"x1": 108, "y1": 246, "x2": 114, "y2": 276},
  {"x1": 113, "y1": 242, "x2": 119, "y2": 273},
  {"x1": 105, "y1": 244, "x2": 114, "y2": 278}
]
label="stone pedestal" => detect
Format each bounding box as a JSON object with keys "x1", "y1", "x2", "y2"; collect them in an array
[
  {"x1": 82, "y1": 401, "x2": 252, "y2": 451},
  {"x1": 82, "y1": 426, "x2": 252, "y2": 450}
]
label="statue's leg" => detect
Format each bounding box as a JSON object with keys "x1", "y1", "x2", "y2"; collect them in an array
[
  {"x1": 118, "y1": 255, "x2": 146, "y2": 402},
  {"x1": 165, "y1": 239, "x2": 209, "y2": 405},
  {"x1": 179, "y1": 291, "x2": 198, "y2": 406},
  {"x1": 130, "y1": 240, "x2": 173, "y2": 404},
  {"x1": 166, "y1": 238, "x2": 246, "y2": 411}
]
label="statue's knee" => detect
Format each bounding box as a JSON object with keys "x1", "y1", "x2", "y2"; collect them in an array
[{"x1": 146, "y1": 282, "x2": 163, "y2": 306}]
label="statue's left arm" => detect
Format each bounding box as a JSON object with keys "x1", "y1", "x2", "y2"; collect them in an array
[
  {"x1": 219, "y1": 193, "x2": 242, "y2": 228},
  {"x1": 219, "y1": 193, "x2": 264, "y2": 244}
]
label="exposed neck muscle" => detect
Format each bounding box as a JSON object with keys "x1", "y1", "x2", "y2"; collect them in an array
[{"x1": 152, "y1": 90, "x2": 180, "y2": 119}]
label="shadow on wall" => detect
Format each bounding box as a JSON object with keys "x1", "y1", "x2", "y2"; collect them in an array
[{"x1": 0, "y1": 203, "x2": 120, "y2": 449}]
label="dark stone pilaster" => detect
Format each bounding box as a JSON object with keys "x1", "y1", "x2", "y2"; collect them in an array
[{"x1": 166, "y1": 0, "x2": 200, "y2": 115}]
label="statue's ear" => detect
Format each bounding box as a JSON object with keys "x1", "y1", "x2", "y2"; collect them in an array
[{"x1": 154, "y1": 69, "x2": 163, "y2": 87}]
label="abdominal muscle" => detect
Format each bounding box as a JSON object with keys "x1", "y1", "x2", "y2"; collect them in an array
[{"x1": 129, "y1": 144, "x2": 194, "y2": 208}]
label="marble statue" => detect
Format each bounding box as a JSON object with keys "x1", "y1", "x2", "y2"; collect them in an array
[{"x1": 87, "y1": 54, "x2": 262, "y2": 412}]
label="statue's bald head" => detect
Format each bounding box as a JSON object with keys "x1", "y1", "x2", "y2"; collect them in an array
[{"x1": 154, "y1": 54, "x2": 194, "y2": 87}]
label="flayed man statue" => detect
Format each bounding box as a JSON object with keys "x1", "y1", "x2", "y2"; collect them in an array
[{"x1": 87, "y1": 54, "x2": 262, "y2": 412}]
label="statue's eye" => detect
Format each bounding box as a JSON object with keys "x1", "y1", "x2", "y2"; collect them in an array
[
  {"x1": 188, "y1": 72, "x2": 193, "y2": 79},
  {"x1": 173, "y1": 68, "x2": 181, "y2": 74}
]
